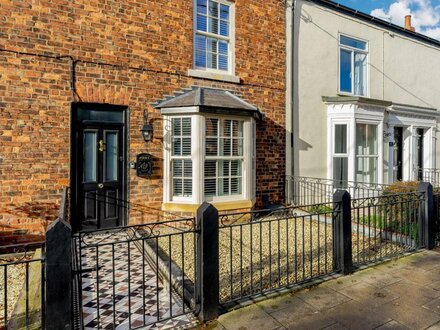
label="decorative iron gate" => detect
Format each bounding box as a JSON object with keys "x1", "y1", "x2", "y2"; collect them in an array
[{"x1": 72, "y1": 217, "x2": 198, "y2": 329}]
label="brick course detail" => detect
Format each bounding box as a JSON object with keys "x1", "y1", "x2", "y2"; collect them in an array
[{"x1": 0, "y1": 0, "x2": 286, "y2": 238}]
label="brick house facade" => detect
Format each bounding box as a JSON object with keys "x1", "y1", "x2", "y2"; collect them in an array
[{"x1": 0, "y1": 0, "x2": 286, "y2": 238}]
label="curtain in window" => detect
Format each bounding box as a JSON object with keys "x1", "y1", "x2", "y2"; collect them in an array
[
  {"x1": 355, "y1": 124, "x2": 378, "y2": 183},
  {"x1": 354, "y1": 53, "x2": 367, "y2": 96}
]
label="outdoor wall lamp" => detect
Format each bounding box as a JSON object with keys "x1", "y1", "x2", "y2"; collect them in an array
[{"x1": 140, "y1": 110, "x2": 153, "y2": 142}]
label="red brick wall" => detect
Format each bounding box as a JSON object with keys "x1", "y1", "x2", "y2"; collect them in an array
[{"x1": 0, "y1": 0, "x2": 286, "y2": 236}]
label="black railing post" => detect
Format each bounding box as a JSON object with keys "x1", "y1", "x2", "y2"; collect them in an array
[
  {"x1": 332, "y1": 190, "x2": 353, "y2": 275},
  {"x1": 195, "y1": 202, "x2": 219, "y2": 323},
  {"x1": 45, "y1": 219, "x2": 72, "y2": 330},
  {"x1": 418, "y1": 182, "x2": 435, "y2": 249}
]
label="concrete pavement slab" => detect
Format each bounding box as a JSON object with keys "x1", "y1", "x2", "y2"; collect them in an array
[
  {"x1": 296, "y1": 286, "x2": 351, "y2": 311},
  {"x1": 326, "y1": 300, "x2": 392, "y2": 330},
  {"x1": 217, "y1": 304, "x2": 282, "y2": 330},
  {"x1": 374, "y1": 299, "x2": 440, "y2": 329},
  {"x1": 337, "y1": 282, "x2": 398, "y2": 307}
]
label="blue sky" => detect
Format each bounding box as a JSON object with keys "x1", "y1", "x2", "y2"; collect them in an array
[{"x1": 335, "y1": 0, "x2": 440, "y2": 40}]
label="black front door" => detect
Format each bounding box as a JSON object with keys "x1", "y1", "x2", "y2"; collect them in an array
[
  {"x1": 72, "y1": 104, "x2": 127, "y2": 231},
  {"x1": 393, "y1": 127, "x2": 403, "y2": 181}
]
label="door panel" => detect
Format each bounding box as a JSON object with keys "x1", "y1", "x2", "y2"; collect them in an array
[
  {"x1": 393, "y1": 127, "x2": 403, "y2": 181},
  {"x1": 73, "y1": 105, "x2": 127, "y2": 231}
]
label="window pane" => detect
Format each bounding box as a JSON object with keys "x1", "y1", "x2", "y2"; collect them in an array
[
  {"x1": 206, "y1": 118, "x2": 218, "y2": 136},
  {"x1": 172, "y1": 138, "x2": 181, "y2": 156},
  {"x1": 182, "y1": 138, "x2": 191, "y2": 156},
  {"x1": 209, "y1": 17, "x2": 219, "y2": 34},
  {"x1": 219, "y1": 41, "x2": 228, "y2": 55},
  {"x1": 217, "y1": 55, "x2": 227, "y2": 71},
  {"x1": 206, "y1": 138, "x2": 218, "y2": 156},
  {"x1": 356, "y1": 124, "x2": 377, "y2": 156},
  {"x1": 197, "y1": 14, "x2": 207, "y2": 32},
  {"x1": 207, "y1": 38, "x2": 217, "y2": 53},
  {"x1": 354, "y1": 52, "x2": 367, "y2": 96},
  {"x1": 231, "y1": 177, "x2": 241, "y2": 194},
  {"x1": 196, "y1": 51, "x2": 207, "y2": 68},
  {"x1": 356, "y1": 157, "x2": 377, "y2": 183},
  {"x1": 340, "y1": 49, "x2": 352, "y2": 93},
  {"x1": 83, "y1": 131, "x2": 97, "y2": 183},
  {"x1": 105, "y1": 132, "x2": 118, "y2": 182},
  {"x1": 220, "y1": 20, "x2": 229, "y2": 37},
  {"x1": 220, "y1": 4, "x2": 229, "y2": 20},
  {"x1": 340, "y1": 35, "x2": 367, "y2": 50},
  {"x1": 334, "y1": 124, "x2": 347, "y2": 154},
  {"x1": 78, "y1": 109, "x2": 124, "y2": 123},
  {"x1": 173, "y1": 160, "x2": 183, "y2": 177},
  {"x1": 207, "y1": 52, "x2": 217, "y2": 69},
  {"x1": 333, "y1": 157, "x2": 348, "y2": 188},
  {"x1": 231, "y1": 160, "x2": 241, "y2": 176},
  {"x1": 197, "y1": 0, "x2": 207, "y2": 14},
  {"x1": 172, "y1": 118, "x2": 181, "y2": 136},
  {"x1": 173, "y1": 179, "x2": 182, "y2": 196},
  {"x1": 209, "y1": 1, "x2": 219, "y2": 17},
  {"x1": 182, "y1": 118, "x2": 191, "y2": 136}
]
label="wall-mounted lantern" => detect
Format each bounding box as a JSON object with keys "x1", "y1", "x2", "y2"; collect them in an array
[{"x1": 140, "y1": 110, "x2": 153, "y2": 142}]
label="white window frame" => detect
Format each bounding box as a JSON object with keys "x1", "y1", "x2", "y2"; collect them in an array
[
  {"x1": 355, "y1": 122, "x2": 380, "y2": 183},
  {"x1": 204, "y1": 118, "x2": 245, "y2": 200},
  {"x1": 338, "y1": 33, "x2": 369, "y2": 97},
  {"x1": 163, "y1": 112, "x2": 255, "y2": 205},
  {"x1": 192, "y1": 0, "x2": 235, "y2": 75},
  {"x1": 331, "y1": 122, "x2": 350, "y2": 188}
]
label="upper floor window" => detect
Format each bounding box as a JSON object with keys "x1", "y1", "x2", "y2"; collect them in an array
[
  {"x1": 339, "y1": 35, "x2": 368, "y2": 96},
  {"x1": 195, "y1": 0, "x2": 232, "y2": 73}
]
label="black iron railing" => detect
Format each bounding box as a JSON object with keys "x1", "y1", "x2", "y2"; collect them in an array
[
  {"x1": 0, "y1": 242, "x2": 45, "y2": 330},
  {"x1": 351, "y1": 192, "x2": 422, "y2": 266},
  {"x1": 218, "y1": 203, "x2": 337, "y2": 305},
  {"x1": 286, "y1": 176, "x2": 387, "y2": 206},
  {"x1": 415, "y1": 168, "x2": 440, "y2": 188},
  {"x1": 73, "y1": 216, "x2": 198, "y2": 329}
]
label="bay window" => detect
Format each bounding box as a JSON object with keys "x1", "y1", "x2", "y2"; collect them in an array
[{"x1": 164, "y1": 114, "x2": 255, "y2": 205}]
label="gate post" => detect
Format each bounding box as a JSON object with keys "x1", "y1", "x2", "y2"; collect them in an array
[
  {"x1": 196, "y1": 202, "x2": 219, "y2": 323},
  {"x1": 332, "y1": 190, "x2": 353, "y2": 275},
  {"x1": 418, "y1": 182, "x2": 435, "y2": 249},
  {"x1": 45, "y1": 218, "x2": 72, "y2": 330}
]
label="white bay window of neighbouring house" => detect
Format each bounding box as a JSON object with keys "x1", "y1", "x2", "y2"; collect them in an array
[
  {"x1": 339, "y1": 35, "x2": 368, "y2": 96},
  {"x1": 195, "y1": 0, "x2": 231, "y2": 72},
  {"x1": 356, "y1": 123, "x2": 378, "y2": 183}
]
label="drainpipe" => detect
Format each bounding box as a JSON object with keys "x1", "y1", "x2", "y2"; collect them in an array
[{"x1": 285, "y1": 0, "x2": 294, "y2": 203}]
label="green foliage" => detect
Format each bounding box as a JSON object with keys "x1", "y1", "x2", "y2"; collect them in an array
[
  {"x1": 307, "y1": 204, "x2": 333, "y2": 214},
  {"x1": 359, "y1": 215, "x2": 419, "y2": 241}
]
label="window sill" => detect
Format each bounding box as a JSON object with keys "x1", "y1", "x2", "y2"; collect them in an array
[
  {"x1": 188, "y1": 69, "x2": 240, "y2": 83},
  {"x1": 162, "y1": 199, "x2": 255, "y2": 214}
]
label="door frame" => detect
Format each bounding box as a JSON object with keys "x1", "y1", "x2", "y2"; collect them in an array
[{"x1": 70, "y1": 103, "x2": 129, "y2": 233}]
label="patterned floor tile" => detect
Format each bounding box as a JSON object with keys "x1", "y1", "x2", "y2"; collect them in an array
[{"x1": 77, "y1": 234, "x2": 198, "y2": 329}]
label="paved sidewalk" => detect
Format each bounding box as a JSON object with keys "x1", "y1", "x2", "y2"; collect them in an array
[{"x1": 209, "y1": 250, "x2": 440, "y2": 330}]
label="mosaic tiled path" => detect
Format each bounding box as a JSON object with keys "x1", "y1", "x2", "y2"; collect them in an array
[{"x1": 79, "y1": 236, "x2": 198, "y2": 329}]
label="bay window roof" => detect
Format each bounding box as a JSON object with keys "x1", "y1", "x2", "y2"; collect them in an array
[{"x1": 153, "y1": 87, "x2": 263, "y2": 120}]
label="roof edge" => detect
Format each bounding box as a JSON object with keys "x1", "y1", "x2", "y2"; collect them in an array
[{"x1": 306, "y1": 0, "x2": 440, "y2": 49}]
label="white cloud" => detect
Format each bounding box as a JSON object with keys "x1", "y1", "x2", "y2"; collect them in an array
[{"x1": 371, "y1": 0, "x2": 440, "y2": 40}]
